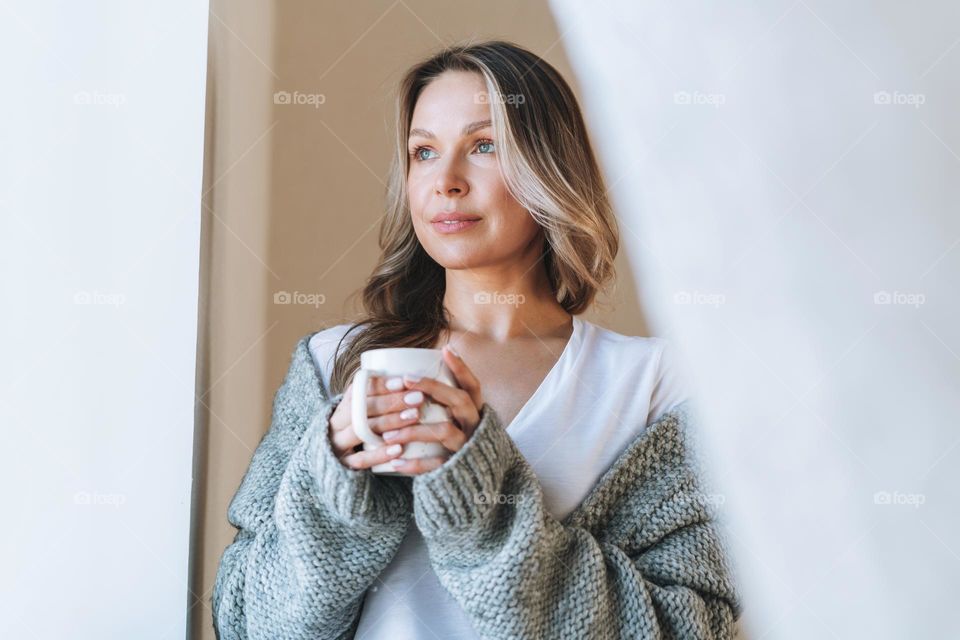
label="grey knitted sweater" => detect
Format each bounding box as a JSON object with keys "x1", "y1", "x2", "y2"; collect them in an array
[{"x1": 212, "y1": 331, "x2": 743, "y2": 639}]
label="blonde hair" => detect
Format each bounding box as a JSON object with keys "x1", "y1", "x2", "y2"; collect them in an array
[{"x1": 328, "y1": 39, "x2": 618, "y2": 395}]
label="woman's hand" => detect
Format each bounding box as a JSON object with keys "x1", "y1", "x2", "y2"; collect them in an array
[
  {"x1": 381, "y1": 345, "x2": 485, "y2": 475},
  {"x1": 327, "y1": 373, "x2": 427, "y2": 470}
]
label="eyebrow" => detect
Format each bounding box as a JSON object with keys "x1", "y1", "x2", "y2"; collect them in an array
[{"x1": 408, "y1": 119, "x2": 492, "y2": 140}]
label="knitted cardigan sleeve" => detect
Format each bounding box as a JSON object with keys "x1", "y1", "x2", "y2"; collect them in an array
[
  {"x1": 211, "y1": 337, "x2": 414, "y2": 640},
  {"x1": 411, "y1": 399, "x2": 743, "y2": 640}
]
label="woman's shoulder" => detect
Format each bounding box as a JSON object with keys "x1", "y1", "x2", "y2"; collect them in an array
[
  {"x1": 306, "y1": 321, "x2": 364, "y2": 391},
  {"x1": 580, "y1": 319, "x2": 690, "y2": 427},
  {"x1": 580, "y1": 318, "x2": 672, "y2": 365},
  {"x1": 307, "y1": 321, "x2": 359, "y2": 350}
]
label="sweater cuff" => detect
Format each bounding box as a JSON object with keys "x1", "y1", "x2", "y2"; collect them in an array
[
  {"x1": 310, "y1": 392, "x2": 413, "y2": 526},
  {"x1": 412, "y1": 402, "x2": 516, "y2": 536}
]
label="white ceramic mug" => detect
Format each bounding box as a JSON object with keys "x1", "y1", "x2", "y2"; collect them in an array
[{"x1": 351, "y1": 347, "x2": 456, "y2": 475}]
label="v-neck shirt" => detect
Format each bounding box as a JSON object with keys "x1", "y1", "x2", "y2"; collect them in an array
[
  {"x1": 307, "y1": 316, "x2": 689, "y2": 640},
  {"x1": 494, "y1": 315, "x2": 583, "y2": 434}
]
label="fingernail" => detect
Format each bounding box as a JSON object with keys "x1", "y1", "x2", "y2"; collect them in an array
[
  {"x1": 400, "y1": 407, "x2": 418, "y2": 420},
  {"x1": 385, "y1": 376, "x2": 404, "y2": 391},
  {"x1": 383, "y1": 430, "x2": 399, "y2": 441},
  {"x1": 404, "y1": 373, "x2": 422, "y2": 383},
  {"x1": 445, "y1": 344, "x2": 460, "y2": 357},
  {"x1": 391, "y1": 458, "x2": 406, "y2": 466},
  {"x1": 386, "y1": 444, "x2": 402, "y2": 455},
  {"x1": 404, "y1": 390, "x2": 424, "y2": 405}
]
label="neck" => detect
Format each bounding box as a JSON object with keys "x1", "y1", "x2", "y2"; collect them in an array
[{"x1": 441, "y1": 257, "x2": 571, "y2": 343}]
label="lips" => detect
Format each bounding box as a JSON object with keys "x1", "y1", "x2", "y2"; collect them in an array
[
  {"x1": 429, "y1": 212, "x2": 482, "y2": 235},
  {"x1": 430, "y1": 211, "x2": 482, "y2": 223}
]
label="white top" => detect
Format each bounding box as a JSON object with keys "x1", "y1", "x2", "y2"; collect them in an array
[{"x1": 308, "y1": 315, "x2": 689, "y2": 639}]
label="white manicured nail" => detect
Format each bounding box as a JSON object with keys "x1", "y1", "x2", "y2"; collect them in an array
[
  {"x1": 391, "y1": 458, "x2": 406, "y2": 466},
  {"x1": 400, "y1": 407, "x2": 418, "y2": 420},
  {"x1": 404, "y1": 391, "x2": 424, "y2": 405},
  {"x1": 386, "y1": 444, "x2": 402, "y2": 455},
  {"x1": 385, "y1": 376, "x2": 404, "y2": 391}
]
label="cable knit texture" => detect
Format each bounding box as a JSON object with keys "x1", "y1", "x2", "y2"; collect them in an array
[{"x1": 212, "y1": 332, "x2": 743, "y2": 639}]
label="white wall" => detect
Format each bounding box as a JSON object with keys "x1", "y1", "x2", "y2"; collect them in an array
[
  {"x1": 549, "y1": 0, "x2": 960, "y2": 638},
  {"x1": 0, "y1": 2, "x2": 208, "y2": 638}
]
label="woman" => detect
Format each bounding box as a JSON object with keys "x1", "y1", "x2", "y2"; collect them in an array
[{"x1": 213, "y1": 40, "x2": 742, "y2": 639}]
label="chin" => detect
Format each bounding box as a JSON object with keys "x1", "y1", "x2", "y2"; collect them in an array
[
  {"x1": 429, "y1": 249, "x2": 489, "y2": 270},
  {"x1": 436, "y1": 255, "x2": 482, "y2": 270}
]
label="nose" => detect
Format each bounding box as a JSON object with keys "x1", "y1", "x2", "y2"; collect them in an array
[{"x1": 433, "y1": 158, "x2": 468, "y2": 197}]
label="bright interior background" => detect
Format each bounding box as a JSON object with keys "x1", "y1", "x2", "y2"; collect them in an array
[
  {"x1": 0, "y1": 2, "x2": 208, "y2": 638},
  {"x1": 549, "y1": 0, "x2": 960, "y2": 638}
]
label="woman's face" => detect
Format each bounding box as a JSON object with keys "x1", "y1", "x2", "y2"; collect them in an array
[{"x1": 406, "y1": 70, "x2": 542, "y2": 271}]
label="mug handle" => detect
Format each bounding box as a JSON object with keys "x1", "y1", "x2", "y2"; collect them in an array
[{"x1": 351, "y1": 368, "x2": 383, "y2": 446}]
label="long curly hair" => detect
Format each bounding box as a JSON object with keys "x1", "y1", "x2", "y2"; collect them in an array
[{"x1": 327, "y1": 39, "x2": 619, "y2": 396}]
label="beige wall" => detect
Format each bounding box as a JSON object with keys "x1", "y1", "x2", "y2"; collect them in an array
[{"x1": 192, "y1": 1, "x2": 647, "y2": 637}]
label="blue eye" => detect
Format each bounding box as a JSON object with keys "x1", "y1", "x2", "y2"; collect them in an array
[
  {"x1": 476, "y1": 140, "x2": 495, "y2": 154},
  {"x1": 412, "y1": 146, "x2": 437, "y2": 161}
]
